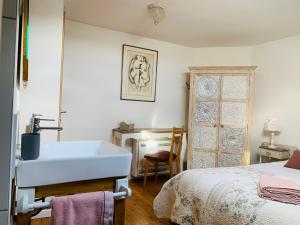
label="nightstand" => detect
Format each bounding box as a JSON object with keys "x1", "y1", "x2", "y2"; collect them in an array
[{"x1": 258, "y1": 143, "x2": 291, "y2": 163}]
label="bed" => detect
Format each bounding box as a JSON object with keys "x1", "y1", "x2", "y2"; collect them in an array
[{"x1": 153, "y1": 161, "x2": 300, "y2": 225}]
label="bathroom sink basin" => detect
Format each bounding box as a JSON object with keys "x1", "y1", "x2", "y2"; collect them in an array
[{"x1": 16, "y1": 141, "x2": 132, "y2": 187}]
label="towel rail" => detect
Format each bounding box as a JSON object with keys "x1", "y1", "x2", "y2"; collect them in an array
[
  {"x1": 16, "y1": 178, "x2": 132, "y2": 213},
  {"x1": 26, "y1": 189, "x2": 130, "y2": 210}
]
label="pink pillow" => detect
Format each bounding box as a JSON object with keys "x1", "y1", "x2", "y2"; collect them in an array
[{"x1": 284, "y1": 150, "x2": 300, "y2": 169}]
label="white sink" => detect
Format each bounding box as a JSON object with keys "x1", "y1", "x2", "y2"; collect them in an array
[{"x1": 16, "y1": 140, "x2": 132, "y2": 187}]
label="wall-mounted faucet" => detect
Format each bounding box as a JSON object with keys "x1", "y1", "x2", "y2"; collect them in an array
[{"x1": 30, "y1": 114, "x2": 63, "y2": 133}]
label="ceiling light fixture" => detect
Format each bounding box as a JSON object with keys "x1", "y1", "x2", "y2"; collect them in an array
[{"x1": 148, "y1": 3, "x2": 165, "y2": 25}]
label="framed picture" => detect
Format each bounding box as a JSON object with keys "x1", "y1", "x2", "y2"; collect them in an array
[{"x1": 121, "y1": 45, "x2": 158, "y2": 102}]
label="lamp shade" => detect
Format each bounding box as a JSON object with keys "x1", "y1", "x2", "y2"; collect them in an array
[{"x1": 264, "y1": 119, "x2": 280, "y2": 132}]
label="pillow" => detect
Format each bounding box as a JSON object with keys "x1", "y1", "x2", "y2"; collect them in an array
[{"x1": 284, "y1": 150, "x2": 300, "y2": 169}]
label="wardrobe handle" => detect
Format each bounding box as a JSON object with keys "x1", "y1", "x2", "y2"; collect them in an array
[
  {"x1": 213, "y1": 124, "x2": 217, "y2": 128},
  {"x1": 221, "y1": 125, "x2": 224, "y2": 128}
]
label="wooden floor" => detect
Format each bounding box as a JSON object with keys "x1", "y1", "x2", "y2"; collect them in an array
[{"x1": 31, "y1": 176, "x2": 169, "y2": 225}]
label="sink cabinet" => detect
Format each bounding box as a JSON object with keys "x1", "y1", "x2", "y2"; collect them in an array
[
  {"x1": 16, "y1": 178, "x2": 126, "y2": 225},
  {"x1": 15, "y1": 140, "x2": 132, "y2": 225}
]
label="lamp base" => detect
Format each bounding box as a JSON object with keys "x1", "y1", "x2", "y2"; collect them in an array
[{"x1": 268, "y1": 132, "x2": 277, "y2": 149}]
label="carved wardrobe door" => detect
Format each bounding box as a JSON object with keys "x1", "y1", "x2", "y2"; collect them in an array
[
  {"x1": 187, "y1": 67, "x2": 256, "y2": 169},
  {"x1": 219, "y1": 75, "x2": 250, "y2": 167},
  {"x1": 190, "y1": 75, "x2": 220, "y2": 168}
]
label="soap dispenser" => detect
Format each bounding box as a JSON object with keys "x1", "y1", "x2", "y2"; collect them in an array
[
  {"x1": 21, "y1": 132, "x2": 40, "y2": 160},
  {"x1": 21, "y1": 114, "x2": 41, "y2": 160}
]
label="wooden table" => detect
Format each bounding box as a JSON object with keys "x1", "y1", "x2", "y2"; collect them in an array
[
  {"x1": 112, "y1": 128, "x2": 185, "y2": 147},
  {"x1": 258, "y1": 143, "x2": 296, "y2": 163}
]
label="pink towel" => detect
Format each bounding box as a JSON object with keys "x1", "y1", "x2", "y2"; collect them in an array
[
  {"x1": 258, "y1": 175, "x2": 300, "y2": 205},
  {"x1": 103, "y1": 192, "x2": 114, "y2": 225},
  {"x1": 52, "y1": 191, "x2": 114, "y2": 225}
]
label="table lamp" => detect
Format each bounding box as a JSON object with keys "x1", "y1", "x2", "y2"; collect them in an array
[{"x1": 264, "y1": 119, "x2": 280, "y2": 149}]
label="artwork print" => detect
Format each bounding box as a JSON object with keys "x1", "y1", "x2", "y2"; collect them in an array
[{"x1": 121, "y1": 45, "x2": 158, "y2": 102}]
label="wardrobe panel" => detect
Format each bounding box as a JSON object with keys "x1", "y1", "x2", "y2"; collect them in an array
[
  {"x1": 192, "y1": 126, "x2": 217, "y2": 150},
  {"x1": 222, "y1": 75, "x2": 249, "y2": 100},
  {"x1": 192, "y1": 151, "x2": 216, "y2": 168},
  {"x1": 220, "y1": 128, "x2": 246, "y2": 152},
  {"x1": 219, "y1": 153, "x2": 244, "y2": 167},
  {"x1": 221, "y1": 102, "x2": 247, "y2": 125},
  {"x1": 195, "y1": 75, "x2": 220, "y2": 99},
  {"x1": 194, "y1": 101, "x2": 218, "y2": 124}
]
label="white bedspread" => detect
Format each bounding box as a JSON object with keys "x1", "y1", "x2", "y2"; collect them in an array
[{"x1": 153, "y1": 161, "x2": 300, "y2": 225}]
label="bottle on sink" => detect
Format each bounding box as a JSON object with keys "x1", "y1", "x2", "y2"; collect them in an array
[{"x1": 21, "y1": 132, "x2": 40, "y2": 160}]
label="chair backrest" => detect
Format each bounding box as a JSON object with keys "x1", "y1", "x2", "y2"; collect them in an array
[{"x1": 169, "y1": 127, "x2": 184, "y2": 162}]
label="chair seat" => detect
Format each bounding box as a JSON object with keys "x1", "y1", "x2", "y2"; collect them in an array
[{"x1": 144, "y1": 150, "x2": 177, "y2": 162}]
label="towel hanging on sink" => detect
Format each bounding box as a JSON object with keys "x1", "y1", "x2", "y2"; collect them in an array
[
  {"x1": 103, "y1": 192, "x2": 114, "y2": 225},
  {"x1": 51, "y1": 191, "x2": 114, "y2": 225}
]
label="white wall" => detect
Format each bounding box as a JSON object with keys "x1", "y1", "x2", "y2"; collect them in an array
[
  {"x1": 192, "y1": 47, "x2": 252, "y2": 66},
  {"x1": 19, "y1": 0, "x2": 64, "y2": 142},
  {"x1": 61, "y1": 21, "x2": 192, "y2": 141},
  {"x1": 61, "y1": 20, "x2": 252, "y2": 142},
  {"x1": 251, "y1": 35, "x2": 300, "y2": 162}
]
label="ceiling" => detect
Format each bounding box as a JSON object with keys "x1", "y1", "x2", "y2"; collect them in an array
[{"x1": 64, "y1": 0, "x2": 300, "y2": 47}]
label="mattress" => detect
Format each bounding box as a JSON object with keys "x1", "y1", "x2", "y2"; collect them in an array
[{"x1": 153, "y1": 161, "x2": 300, "y2": 225}]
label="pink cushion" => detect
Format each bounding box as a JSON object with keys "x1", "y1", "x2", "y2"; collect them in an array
[
  {"x1": 144, "y1": 150, "x2": 176, "y2": 162},
  {"x1": 284, "y1": 150, "x2": 300, "y2": 169}
]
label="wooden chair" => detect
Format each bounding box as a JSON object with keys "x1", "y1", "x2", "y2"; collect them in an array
[{"x1": 143, "y1": 127, "x2": 184, "y2": 186}]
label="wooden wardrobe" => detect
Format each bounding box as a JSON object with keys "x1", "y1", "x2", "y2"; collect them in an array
[{"x1": 187, "y1": 66, "x2": 257, "y2": 169}]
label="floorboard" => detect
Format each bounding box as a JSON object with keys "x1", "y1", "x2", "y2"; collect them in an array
[{"x1": 30, "y1": 176, "x2": 169, "y2": 225}]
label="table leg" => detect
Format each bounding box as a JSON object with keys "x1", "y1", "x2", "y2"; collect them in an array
[
  {"x1": 120, "y1": 137, "x2": 126, "y2": 148},
  {"x1": 112, "y1": 131, "x2": 117, "y2": 145}
]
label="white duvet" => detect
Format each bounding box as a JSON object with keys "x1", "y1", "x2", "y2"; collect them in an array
[{"x1": 153, "y1": 161, "x2": 300, "y2": 225}]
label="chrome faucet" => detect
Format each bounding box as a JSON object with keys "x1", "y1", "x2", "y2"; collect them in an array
[{"x1": 30, "y1": 114, "x2": 63, "y2": 133}]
